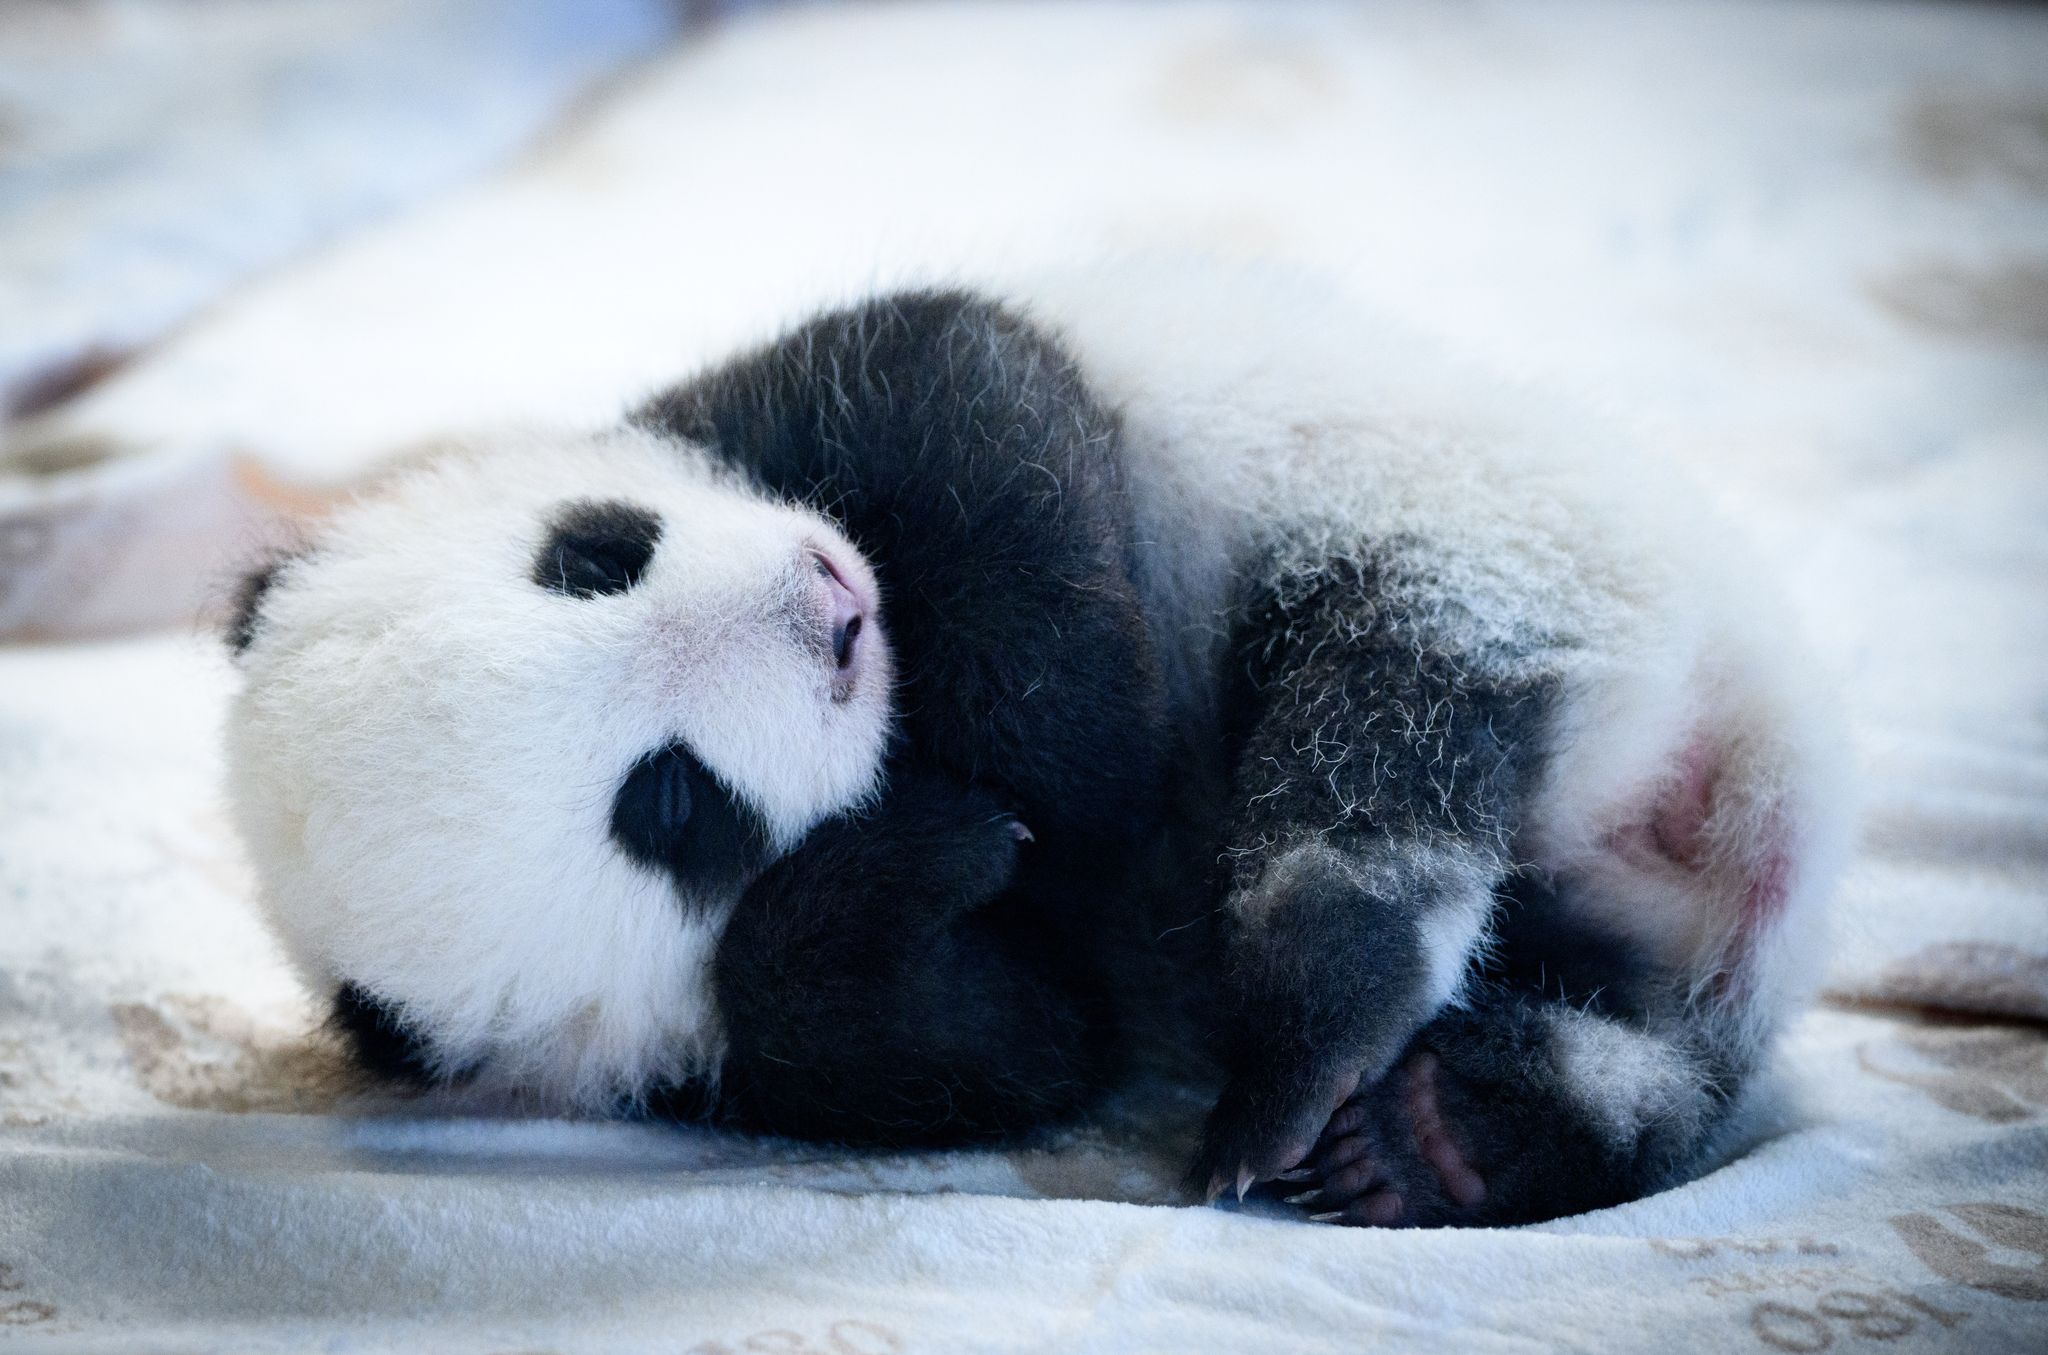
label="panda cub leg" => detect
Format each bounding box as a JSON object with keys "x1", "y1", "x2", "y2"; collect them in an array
[
  {"x1": 1193, "y1": 561, "x2": 1546, "y2": 1201},
  {"x1": 1290, "y1": 976, "x2": 1734, "y2": 1227},
  {"x1": 714, "y1": 765, "x2": 1112, "y2": 1146},
  {"x1": 1290, "y1": 696, "x2": 1827, "y2": 1225},
  {"x1": 1198, "y1": 559, "x2": 1803, "y2": 1225}
]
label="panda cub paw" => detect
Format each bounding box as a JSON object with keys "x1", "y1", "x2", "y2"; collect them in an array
[
  {"x1": 1278, "y1": 1002, "x2": 1641, "y2": 1228},
  {"x1": 1278, "y1": 1050, "x2": 1487, "y2": 1227}
]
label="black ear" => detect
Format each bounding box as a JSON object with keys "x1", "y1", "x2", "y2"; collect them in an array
[
  {"x1": 609, "y1": 741, "x2": 773, "y2": 903},
  {"x1": 224, "y1": 552, "x2": 299, "y2": 657},
  {"x1": 329, "y1": 982, "x2": 437, "y2": 1084}
]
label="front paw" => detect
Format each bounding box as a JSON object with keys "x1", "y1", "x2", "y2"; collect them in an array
[
  {"x1": 1190, "y1": 1044, "x2": 1373, "y2": 1204},
  {"x1": 789, "y1": 766, "x2": 1027, "y2": 906},
  {"x1": 876, "y1": 771, "x2": 1028, "y2": 898}
]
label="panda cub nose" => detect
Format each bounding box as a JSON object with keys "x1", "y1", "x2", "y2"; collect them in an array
[
  {"x1": 834, "y1": 610, "x2": 862, "y2": 670},
  {"x1": 808, "y1": 548, "x2": 867, "y2": 687}
]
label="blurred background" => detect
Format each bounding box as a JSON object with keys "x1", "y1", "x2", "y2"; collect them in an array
[
  {"x1": 1, "y1": 0, "x2": 717, "y2": 413},
  {"x1": 3, "y1": 0, "x2": 2042, "y2": 640}
]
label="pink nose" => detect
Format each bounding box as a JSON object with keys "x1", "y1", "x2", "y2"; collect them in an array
[{"x1": 811, "y1": 549, "x2": 865, "y2": 671}]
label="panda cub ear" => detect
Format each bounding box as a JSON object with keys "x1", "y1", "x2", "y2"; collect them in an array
[{"x1": 223, "y1": 551, "x2": 302, "y2": 659}]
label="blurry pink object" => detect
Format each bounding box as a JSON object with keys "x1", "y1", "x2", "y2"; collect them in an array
[{"x1": 0, "y1": 442, "x2": 328, "y2": 639}]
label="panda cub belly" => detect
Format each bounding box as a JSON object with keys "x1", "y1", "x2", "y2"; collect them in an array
[{"x1": 224, "y1": 263, "x2": 1845, "y2": 1227}]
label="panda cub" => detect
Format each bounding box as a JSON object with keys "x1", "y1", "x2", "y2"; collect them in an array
[{"x1": 225, "y1": 262, "x2": 1845, "y2": 1227}]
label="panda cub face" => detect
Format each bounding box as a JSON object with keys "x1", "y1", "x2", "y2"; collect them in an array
[{"x1": 224, "y1": 427, "x2": 893, "y2": 1106}]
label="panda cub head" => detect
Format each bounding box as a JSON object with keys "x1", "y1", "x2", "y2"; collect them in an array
[{"x1": 223, "y1": 426, "x2": 894, "y2": 1108}]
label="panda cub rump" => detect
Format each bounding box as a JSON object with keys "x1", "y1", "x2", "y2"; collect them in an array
[
  {"x1": 1020, "y1": 265, "x2": 1844, "y2": 1222},
  {"x1": 223, "y1": 262, "x2": 1844, "y2": 1226}
]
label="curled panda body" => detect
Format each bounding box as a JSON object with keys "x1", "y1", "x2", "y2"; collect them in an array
[{"x1": 225, "y1": 263, "x2": 1845, "y2": 1226}]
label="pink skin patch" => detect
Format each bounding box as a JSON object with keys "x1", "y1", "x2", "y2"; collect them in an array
[
  {"x1": 1739, "y1": 812, "x2": 1793, "y2": 932},
  {"x1": 1607, "y1": 732, "x2": 1721, "y2": 877},
  {"x1": 1603, "y1": 729, "x2": 1797, "y2": 997},
  {"x1": 1651, "y1": 733, "x2": 1800, "y2": 969},
  {"x1": 1718, "y1": 810, "x2": 1794, "y2": 998},
  {"x1": 1406, "y1": 1053, "x2": 1487, "y2": 1210},
  {"x1": 1650, "y1": 736, "x2": 1720, "y2": 870}
]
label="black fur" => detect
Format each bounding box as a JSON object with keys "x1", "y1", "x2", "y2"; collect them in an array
[
  {"x1": 1192, "y1": 556, "x2": 1556, "y2": 1192},
  {"x1": 532, "y1": 498, "x2": 662, "y2": 598},
  {"x1": 636, "y1": 290, "x2": 1167, "y2": 844},
  {"x1": 224, "y1": 553, "x2": 298, "y2": 656},
  {"x1": 1219, "y1": 558, "x2": 1554, "y2": 854},
  {"x1": 635, "y1": 293, "x2": 1172, "y2": 1142},
  {"x1": 714, "y1": 765, "x2": 1115, "y2": 1144},
  {"x1": 609, "y1": 741, "x2": 773, "y2": 904},
  {"x1": 1485, "y1": 870, "x2": 1652, "y2": 1019},
  {"x1": 330, "y1": 982, "x2": 435, "y2": 1084}
]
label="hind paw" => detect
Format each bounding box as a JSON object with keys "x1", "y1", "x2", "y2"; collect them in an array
[
  {"x1": 1275, "y1": 997, "x2": 1676, "y2": 1228},
  {"x1": 1278, "y1": 1051, "x2": 1489, "y2": 1227}
]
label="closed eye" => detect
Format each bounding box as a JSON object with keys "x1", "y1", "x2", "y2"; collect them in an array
[{"x1": 534, "y1": 499, "x2": 663, "y2": 598}]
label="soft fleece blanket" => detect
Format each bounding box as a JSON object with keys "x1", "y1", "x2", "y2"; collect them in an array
[{"x1": 3, "y1": 3, "x2": 2047, "y2": 1351}]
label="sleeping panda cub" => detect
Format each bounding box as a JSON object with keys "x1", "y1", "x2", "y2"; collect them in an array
[{"x1": 225, "y1": 263, "x2": 1845, "y2": 1227}]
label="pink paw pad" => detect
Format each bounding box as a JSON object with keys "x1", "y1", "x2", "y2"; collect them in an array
[
  {"x1": 1288, "y1": 1051, "x2": 1486, "y2": 1226},
  {"x1": 1403, "y1": 1052, "x2": 1486, "y2": 1209}
]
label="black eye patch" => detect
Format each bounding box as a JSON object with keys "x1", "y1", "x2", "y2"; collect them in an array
[
  {"x1": 610, "y1": 741, "x2": 773, "y2": 904},
  {"x1": 533, "y1": 499, "x2": 663, "y2": 598}
]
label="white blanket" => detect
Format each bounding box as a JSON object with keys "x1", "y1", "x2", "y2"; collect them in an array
[{"x1": 3, "y1": 3, "x2": 2046, "y2": 1351}]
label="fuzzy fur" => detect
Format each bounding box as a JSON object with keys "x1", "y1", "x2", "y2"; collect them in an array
[
  {"x1": 223, "y1": 260, "x2": 1847, "y2": 1224},
  {"x1": 227, "y1": 428, "x2": 895, "y2": 1107}
]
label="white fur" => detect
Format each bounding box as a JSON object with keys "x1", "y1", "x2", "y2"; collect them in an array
[
  {"x1": 1543, "y1": 1004, "x2": 1708, "y2": 1152},
  {"x1": 1415, "y1": 871, "x2": 1494, "y2": 1013}
]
